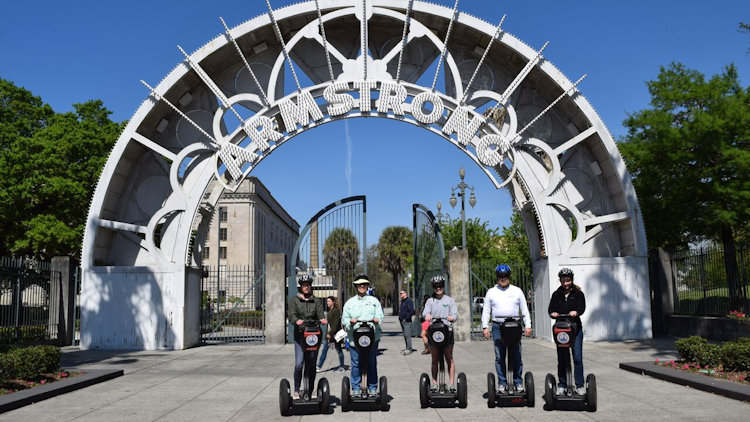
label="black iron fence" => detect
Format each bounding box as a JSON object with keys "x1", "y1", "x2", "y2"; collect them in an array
[
  {"x1": 200, "y1": 265, "x2": 266, "y2": 344},
  {"x1": 469, "y1": 262, "x2": 535, "y2": 340},
  {"x1": 0, "y1": 257, "x2": 61, "y2": 344},
  {"x1": 671, "y1": 244, "x2": 750, "y2": 316}
]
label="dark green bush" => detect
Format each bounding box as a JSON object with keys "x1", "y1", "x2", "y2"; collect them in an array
[
  {"x1": 0, "y1": 325, "x2": 48, "y2": 344},
  {"x1": 0, "y1": 345, "x2": 61, "y2": 380},
  {"x1": 675, "y1": 336, "x2": 721, "y2": 367},
  {"x1": 721, "y1": 338, "x2": 750, "y2": 371}
]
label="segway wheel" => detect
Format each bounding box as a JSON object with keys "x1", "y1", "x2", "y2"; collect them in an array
[
  {"x1": 379, "y1": 376, "x2": 388, "y2": 411},
  {"x1": 524, "y1": 372, "x2": 535, "y2": 407},
  {"x1": 585, "y1": 373, "x2": 597, "y2": 412},
  {"x1": 341, "y1": 377, "x2": 351, "y2": 412},
  {"x1": 543, "y1": 373, "x2": 555, "y2": 411},
  {"x1": 279, "y1": 378, "x2": 292, "y2": 416},
  {"x1": 419, "y1": 373, "x2": 430, "y2": 408},
  {"x1": 317, "y1": 377, "x2": 330, "y2": 413},
  {"x1": 457, "y1": 372, "x2": 468, "y2": 408},
  {"x1": 486, "y1": 372, "x2": 496, "y2": 408}
]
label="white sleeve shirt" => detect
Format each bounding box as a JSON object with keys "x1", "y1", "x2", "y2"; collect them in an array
[{"x1": 481, "y1": 284, "x2": 532, "y2": 329}]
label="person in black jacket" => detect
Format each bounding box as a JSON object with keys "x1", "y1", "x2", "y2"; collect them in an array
[
  {"x1": 398, "y1": 289, "x2": 416, "y2": 354},
  {"x1": 288, "y1": 275, "x2": 327, "y2": 399},
  {"x1": 548, "y1": 268, "x2": 587, "y2": 395}
]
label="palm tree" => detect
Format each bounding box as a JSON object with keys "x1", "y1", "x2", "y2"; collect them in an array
[
  {"x1": 377, "y1": 226, "x2": 412, "y2": 314},
  {"x1": 323, "y1": 228, "x2": 360, "y2": 302}
]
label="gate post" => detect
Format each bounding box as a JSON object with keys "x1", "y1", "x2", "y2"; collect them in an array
[
  {"x1": 650, "y1": 248, "x2": 675, "y2": 336},
  {"x1": 265, "y1": 253, "x2": 287, "y2": 345},
  {"x1": 448, "y1": 249, "x2": 470, "y2": 341},
  {"x1": 51, "y1": 256, "x2": 78, "y2": 346}
]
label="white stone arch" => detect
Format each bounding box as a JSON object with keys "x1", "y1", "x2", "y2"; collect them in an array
[{"x1": 81, "y1": 0, "x2": 650, "y2": 349}]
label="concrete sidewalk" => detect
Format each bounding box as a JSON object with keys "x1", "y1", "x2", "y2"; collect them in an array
[{"x1": 3, "y1": 314, "x2": 748, "y2": 421}]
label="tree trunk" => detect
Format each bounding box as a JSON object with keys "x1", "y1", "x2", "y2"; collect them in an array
[
  {"x1": 392, "y1": 271, "x2": 400, "y2": 315},
  {"x1": 721, "y1": 225, "x2": 743, "y2": 313}
]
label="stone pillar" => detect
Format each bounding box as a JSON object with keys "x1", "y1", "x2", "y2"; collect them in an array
[
  {"x1": 448, "y1": 249, "x2": 470, "y2": 342},
  {"x1": 265, "y1": 253, "x2": 287, "y2": 345},
  {"x1": 650, "y1": 248, "x2": 675, "y2": 336},
  {"x1": 51, "y1": 256, "x2": 78, "y2": 346}
]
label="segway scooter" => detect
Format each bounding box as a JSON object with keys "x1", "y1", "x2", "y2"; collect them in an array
[
  {"x1": 419, "y1": 318, "x2": 467, "y2": 408},
  {"x1": 486, "y1": 316, "x2": 534, "y2": 408},
  {"x1": 340, "y1": 320, "x2": 388, "y2": 412},
  {"x1": 543, "y1": 314, "x2": 596, "y2": 412},
  {"x1": 279, "y1": 320, "x2": 331, "y2": 416}
]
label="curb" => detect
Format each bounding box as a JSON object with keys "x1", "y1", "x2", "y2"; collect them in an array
[
  {"x1": 0, "y1": 368, "x2": 124, "y2": 414},
  {"x1": 619, "y1": 361, "x2": 750, "y2": 402}
]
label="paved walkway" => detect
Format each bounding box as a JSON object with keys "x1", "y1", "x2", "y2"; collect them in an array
[{"x1": 3, "y1": 314, "x2": 748, "y2": 421}]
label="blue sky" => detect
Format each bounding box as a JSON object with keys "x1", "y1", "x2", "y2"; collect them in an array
[{"x1": 1, "y1": 1, "x2": 748, "y2": 248}]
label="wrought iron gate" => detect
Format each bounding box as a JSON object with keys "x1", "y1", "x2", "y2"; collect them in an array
[
  {"x1": 469, "y1": 262, "x2": 535, "y2": 340},
  {"x1": 412, "y1": 204, "x2": 446, "y2": 331},
  {"x1": 200, "y1": 265, "x2": 265, "y2": 344}
]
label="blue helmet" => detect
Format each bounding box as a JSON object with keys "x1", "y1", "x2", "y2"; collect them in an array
[{"x1": 495, "y1": 264, "x2": 511, "y2": 278}]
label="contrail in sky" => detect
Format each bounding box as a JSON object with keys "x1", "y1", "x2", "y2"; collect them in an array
[{"x1": 345, "y1": 119, "x2": 353, "y2": 195}]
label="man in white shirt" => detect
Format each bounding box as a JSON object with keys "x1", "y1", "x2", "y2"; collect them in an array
[{"x1": 481, "y1": 264, "x2": 532, "y2": 393}]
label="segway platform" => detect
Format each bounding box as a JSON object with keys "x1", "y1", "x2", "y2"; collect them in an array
[{"x1": 486, "y1": 317, "x2": 534, "y2": 408}]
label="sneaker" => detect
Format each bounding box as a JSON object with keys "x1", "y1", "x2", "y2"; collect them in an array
[
  {"x1": 430, "y1": 383, "x2": 439, "y2": 392},
  {"x1": 293, "y1": 391, "x2": 300, "y2": 400},
  {"x1": 369, "y1": 387, "x2": 378, "y2": 395},
  {"x1": 449, "y1": 384, "x2": 457, "y2": 393},
  {"x1": 576, "y1": 386, "x2": 586, "y2": 395},
  {"x1": 352, "y1": 390, "x2": 361, "y2": 399},
  {"x1": 515, "y1": 384, "x2": 525, "y2": 393},
  {"x1": 335, "y1": 366, "x2": 346, "y2": 373},
  {"x1": 498, "y1": 385, "x2": 507, "y2": 394},
  {"x1": 555, "y1": 386, "x2": 565, "y2": 395},
  {"x1": 316, "y1": 366, "x2": 323, "y2": 373},
  {"x1": 403, "y1": 349, "x2": 413, "y2": 355}
]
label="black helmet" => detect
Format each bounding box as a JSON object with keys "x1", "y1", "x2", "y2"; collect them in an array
[
  {"x1": 495, "y1": 264, "x2": 511, "y2": 278},
  {"x1": 431, "y1": 275, "x2": 446, "y2": 287},
  {"x1": 298, "y1": 274, "x2": 314, "y2": 286},
  {"x1": 558, "y1": 268, "x2": 574, "y2": 280}
]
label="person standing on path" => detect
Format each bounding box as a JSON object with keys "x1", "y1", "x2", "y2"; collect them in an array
[
  {"x1": 317, "y1": 296, "x2": 346, "y2": 372},
  {"x1": 481, "y1": 264, "x2": 532, "y2": 394},
  {"x1": 398, "y1": 289, "x2": 416, "y2": 354}
]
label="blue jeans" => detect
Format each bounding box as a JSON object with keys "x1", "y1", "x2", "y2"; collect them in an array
[
  {"x1": 492, "y1": 323, "x2": 523, "y2": 387},
  {"x1": 293, "y1": 340, "x2": 319, "y2": 393},
  {"x1": 557, "y1": 328, "x2": 584, "y2": 388},
  {"x1": 317, "y1": 338, "x2": 345, "y2": 368},
  {"x1": 349, "y1": 341, "x2": 378, "y2": 392}
]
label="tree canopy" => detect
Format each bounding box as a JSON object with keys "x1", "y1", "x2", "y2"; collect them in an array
[
  {"x1": 619, "y1": 63, "x2": 750, "y2": 249},
  {"x1": 376, "y1": 225, "x2": 412, "y2": 314},
  {"x1": 0, "y1": 79, "x2": 123, "y2": 258}
]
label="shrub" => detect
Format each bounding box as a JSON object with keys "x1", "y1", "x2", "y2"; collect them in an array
[
  {"x1": 0, "y1": 345, "x2": 61, "y2": 380},
  {"x1": 675, "y1": 336, "x2": 721, "y2": 367},
  {"x1": 721, "y1": 338, "x2": 750, "y2": 371}
]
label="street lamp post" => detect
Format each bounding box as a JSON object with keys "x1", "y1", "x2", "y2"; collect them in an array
[{"x1": 449, "y1": 167, "x2": 476, "y2": 250}]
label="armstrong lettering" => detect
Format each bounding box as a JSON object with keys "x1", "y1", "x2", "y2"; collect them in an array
[{"x1": 214, "y1": 80, "x2": 511, "y2": 189}]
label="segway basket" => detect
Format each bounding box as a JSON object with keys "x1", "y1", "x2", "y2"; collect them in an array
[
  {"x1": 303, "y1": 322, "x2": 322, "y2": 351},
  {"x1": 427, "y1": 319, "x2": 452, "y2": 348},
  {"x1": 499, "y1": 318, "x2": 522, "y2": 346},
  {"x1": 553, "y1": 320, "x2": 576, "y2": 348}
]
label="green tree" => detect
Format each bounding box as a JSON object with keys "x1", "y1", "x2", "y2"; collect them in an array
[
  {"x1": 0, "y1": 79, "x2": 123, "y2": 258},
  {"x1": 439, "y1": 216, "x2": 503, "y2": 264},
  {"x1": 376, "y1": 226, "x2": 412, "y2": 315},
  {"x1": 619, "y1": 62, "x2": 750, "y2": 310},
  {"x1": 497, "y1": 210, "x2": 531, "y2": 272},
  {"x1": 323, "y1": 227, "x2": 360, "y2": 302}
]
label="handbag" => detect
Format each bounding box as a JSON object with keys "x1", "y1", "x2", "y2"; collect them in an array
[{"x1": 334, "y1": 328, "x2": 347, "y2": 343}]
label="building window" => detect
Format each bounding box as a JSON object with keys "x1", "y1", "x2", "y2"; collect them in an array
[
  {"x1": 219, "y1": 228, "x2": 227, "y2": 241},
  {"x1": 219, "y1": 206, "x2": 227, "y2": 222},
  {"x1": 204, "y1": 247, "x2": 209, "y2": 259},
  {"x1": 219, "y1": 246, "x2": 227, "y2": 259}
]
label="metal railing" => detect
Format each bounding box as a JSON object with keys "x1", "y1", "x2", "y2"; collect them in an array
[
  {"x1": 469, "y1": 262, "x2": 535, "y2": 340},
  {"x1": 0, "y1": 257, "x2": 61, "y2": 344},
  {"x1": 671, "y1": 244, "x2": 750, "y2": 316},
  {"x1": 200, "y1": 265, "x2": 266, "y2": 344}
]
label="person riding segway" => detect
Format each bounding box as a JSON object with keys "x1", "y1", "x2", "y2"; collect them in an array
[
  {"x1": 279, "y1": 275, "x2": 330, "y2": 416},
  {"x1": 340, "y1": 274, "x2": 388, "y2": 412},
  {"x1": 544, "y1": 268, "x2": 596, "y2": 412},
  {"x1": 418, "y1": 275, "x2": 467, "y2": 408},
  {"x1": 481, "y1": 265, "x2": 534, "y2": 408}
]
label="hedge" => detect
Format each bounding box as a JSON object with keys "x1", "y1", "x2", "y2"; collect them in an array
[
  {"x1": 0, "y1": 345, "x2": 61, "y2": 382},
  {"x1": 675, "y1": 335, "x2": 750, "y2": 371}
]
